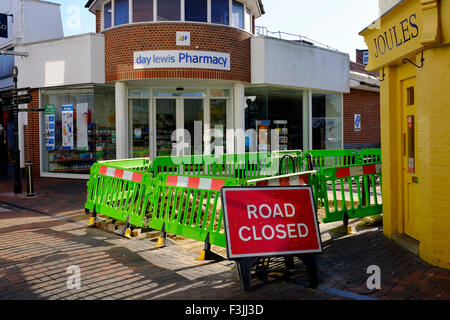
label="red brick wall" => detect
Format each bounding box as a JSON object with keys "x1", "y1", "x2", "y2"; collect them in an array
[
  {"x1": 95, "y1": 11, "x2": 101, "y2": 33},
  {"x1": 104, "y1": 23, "x2": 252, "y2": 83},
  {"x1": 343, "y1": 88, "x2": 381, "y2": 149},
  {"x1": 24, "y1": 89, "x2": 40, "y2": 177}
]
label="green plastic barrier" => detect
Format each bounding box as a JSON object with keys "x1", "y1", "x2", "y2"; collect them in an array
[
  {"x1": 96, "y1": 157, "x2": 152, "y2": 173},
  {"x1": 358, "y1": 148, "x2": 382, "y2": 164},
  {"x1": 85, "y1": 162, "x2": 153, "y2": 230},
  {"x1": 318, "y1": 162, "x2": 383, "y2": 224},
  {"x1": 149, "y1": 151, "x2": 304, "y2": 182},
  {"x1": 148, "y1": 173, "x2": 239, "y2": 248},
  {"x1": 305, "y1": 149, "x2": 359, "y2": 172}
]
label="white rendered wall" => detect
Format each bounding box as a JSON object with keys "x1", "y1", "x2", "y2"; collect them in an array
[
  {"x1": 251, "y1": 37, "x2": 350, "y2": 93},
  {"x1": 15, "y1": 33, "x2": 105, "y2": 89}
]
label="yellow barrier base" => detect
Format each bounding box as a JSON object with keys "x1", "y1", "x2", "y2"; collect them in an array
[
  {"x1": 87, "y1": 216, "x2": 95, "y2": 226},
  {"x1": 195, "y1": 250, "x2": 207, "y2": 261},
  {"x1": 124, "y1": 228, "x2": 132, "y2": 239},
  {"x1": 156, "y1": 237, "x2": 165, "y2": 247}
]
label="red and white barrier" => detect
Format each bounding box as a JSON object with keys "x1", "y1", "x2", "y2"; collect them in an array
[
  {"x1": 99, "y1": 166, "x2": 143, "y2": 183},
  {"x1": 255, "y1": 175, "x2": 309, "y2": 186},
  {"x1": 166, "y1": 175, "x2": 225, "y2": 191},
  {"x1": 335, "y1": 163, "x2": 382, "y2": 179}
]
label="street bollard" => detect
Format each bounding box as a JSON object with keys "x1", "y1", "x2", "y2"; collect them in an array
[{"x1": 25, "y1": 161, "x2": 35, "y2": 197}]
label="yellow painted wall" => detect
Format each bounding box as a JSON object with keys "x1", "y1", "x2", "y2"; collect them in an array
[
  {"x1": 362, "y1": 0, "x2": 450, "y2": 270},
  {"x1": 415, "y1": 45, "x2": 450, "y2": 269}
]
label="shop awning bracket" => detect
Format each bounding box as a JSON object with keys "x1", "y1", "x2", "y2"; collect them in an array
[
  {"x1": 370, "y1": 68, "x2": 385, "y2": 82},
  {"x1": 403, "y1": 51, "x2": 424, "y2": 69}
]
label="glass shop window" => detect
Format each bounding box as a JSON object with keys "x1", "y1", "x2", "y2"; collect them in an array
[
  {"x1": 211, "y1": 0, "x2": 229, "y2": 25},
  {"x1": 185, "y1": 0, "x2": 207, "y2": 22},
  {"x1": 41, "y1": 86, "x2": 116, "y2": 175},
  {"x1": 114, "y1": 0, "x2": 129, "y2": 26},
  {"x1": 133, "y1": 0, "x2": 154, "y2": 22},
  {"x1": 232, "y1": 1, "x2": 244, "y2": 29},
  {"x1": 104, "y1": 2, "x2": 112, "y2": 29},
  {"x1": 157, "y1": 0, "x2": 181, "y2": 21}
]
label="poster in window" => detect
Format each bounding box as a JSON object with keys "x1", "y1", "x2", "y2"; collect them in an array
[
  {"x1": 76, "y1": 103, "x2": 89, "y2": 151},
  {"x1": 62, "y1": 104, "x2": 74, "y2": 150},
  {"x1": 45, "y1": 105, "x2": 56, "y2": 150}
]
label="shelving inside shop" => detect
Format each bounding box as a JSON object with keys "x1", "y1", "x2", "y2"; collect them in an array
[{"x1": 48, "y1": 123, "x2": 116, "y2": 174}]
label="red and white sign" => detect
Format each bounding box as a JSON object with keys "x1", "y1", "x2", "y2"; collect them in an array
[{"x1": 221, "y1": 187, "x2": 322, "y2": 259}]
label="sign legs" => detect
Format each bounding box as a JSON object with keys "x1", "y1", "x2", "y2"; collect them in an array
[
  {"x1": 235, "y1": 254, "x2": 318, "y2": 291},
  {"x1": 235, "y1": 257, "x2": 258, "y2": 291}
]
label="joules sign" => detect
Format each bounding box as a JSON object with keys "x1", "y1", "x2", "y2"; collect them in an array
[
  {"x1": 134, "y1": 50, "x2": 230, "y2": 71},
  {"x1": 371, "y1": 13, "x2": 419, "y2": 58}
]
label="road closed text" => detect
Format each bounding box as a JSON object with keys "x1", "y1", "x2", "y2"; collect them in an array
[
  {"x1": 222, "y1": 187, "x2": 322, "y2": 258},
  {"x1": 238, "y1": 204, "x2": 309, "y2": 241}
]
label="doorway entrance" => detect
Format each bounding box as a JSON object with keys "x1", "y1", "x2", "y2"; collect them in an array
[{"x1": 402, "y1": 77, "x2": 419, "y2": 240}]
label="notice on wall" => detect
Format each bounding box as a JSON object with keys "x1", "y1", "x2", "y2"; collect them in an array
[
  {"x1": 354, "y1": 114, "x2": 361, "y2": 132},
  {"x1": 62, "y1": 104, "x2": 74, "y2": 150},
  {"x1": 221, "y1": 186, "x2": 322, "y2": 259},
  {"x1": 76, "y1": 103, "x2": 89, "y2": 151},
  {"x1": 45, "y1": 105, "x2": 56, "y2": 150}
]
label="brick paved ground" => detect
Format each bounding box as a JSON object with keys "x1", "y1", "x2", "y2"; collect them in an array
[{"x1": 0, "y1": 177, "x2": 449, "y2": 302}]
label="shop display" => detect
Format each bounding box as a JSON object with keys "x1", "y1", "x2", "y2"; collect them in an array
[
  {"x1": 274, "y1": 120, "x2": 288, "y2": 151},
  {"x1": 48, "y1": 123, "x2": 115, "y2": 174}
]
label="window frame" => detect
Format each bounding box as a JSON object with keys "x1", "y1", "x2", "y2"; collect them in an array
[{"x1": 101, "y1": 0, "x2": 252, "y2": 32}]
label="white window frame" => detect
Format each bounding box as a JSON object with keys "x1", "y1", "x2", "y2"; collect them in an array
[{"x1": 101, "y1": 0, "x2": 250, "y2": 31}]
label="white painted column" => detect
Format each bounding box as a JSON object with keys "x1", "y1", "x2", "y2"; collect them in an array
[
  {"x1": 233, "y1": 82, "x2": 246, "y2": 153},
  {"x1": 18, "y1": 109, "x2": 26, "y2": 168},
  {"x1": 115, "y1": 81, "x2": 128, "y2": 159},
  {"x1": 307, "y1": 90, "x2": 313, "y2": 150},
  {"x1": 302, "y1": 90, "x2": 309, "y2": 151}
]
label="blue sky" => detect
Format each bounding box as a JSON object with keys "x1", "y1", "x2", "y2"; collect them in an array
[{"x1": 55, "y1": 0, "x2": 380, "y2": 61}]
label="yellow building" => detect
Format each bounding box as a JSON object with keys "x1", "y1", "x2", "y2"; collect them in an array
[{"x1": 360, "y1": 0, "x2": 450, "y2": 270}]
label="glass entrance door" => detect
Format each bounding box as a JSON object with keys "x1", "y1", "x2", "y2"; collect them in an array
[
  {"x1": 155, "y1": 99, "x2": 177, "y2": 156},
  {"x1": 402, "y1": 77, "x2": 419, "y2": 240},
  {"x1": 129, "y1": 98, "x2": 150, "y2": 158},
  {"x1": 184, "y1": 99, "x2": 204, "y2": 155}
]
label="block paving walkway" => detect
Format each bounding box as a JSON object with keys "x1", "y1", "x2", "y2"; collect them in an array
[{"x1": 0, "y1": 177, "x2": 449, "y2": 301}]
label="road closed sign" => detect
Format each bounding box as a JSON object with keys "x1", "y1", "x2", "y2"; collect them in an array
[{"x1": 221, "y1": 186, "x2": 322, "y2": 259}]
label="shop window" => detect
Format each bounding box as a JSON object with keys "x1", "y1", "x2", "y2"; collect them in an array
[
  {"x1": 211, "y1": 0, "x2": 229, "y2": 25},
  {"x1": 232, "y1": 1, "x2": 244, "y2": 29},
  {"x1": 41, "y1": 86, "x2": 116, "y2": 175},
  {"x1": 312, "y1": 93, "x2": 343, "y2": 150},
  {"x1": 104, "y1": 2, "x2": 112, "y2": 29},
  {"x1": 133, "y1": 0, "x2": 154, "y2": 23},
  {"x1": 114, "y1": 0, "x2": 129, "y2": 26},
  {"x1": 185, "y1": 0, "x2": 207, "y2": 22},
  {"x1": 244, "y1": 87, "x2": 304, "y2": 152},
  {"x1": 157, "y1": 0, "x2": 181, "y2": 21}
]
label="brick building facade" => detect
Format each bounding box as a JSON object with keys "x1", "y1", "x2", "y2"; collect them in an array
[{"x1": 343, "y1": 50, "x2": 380, "y2": 149}]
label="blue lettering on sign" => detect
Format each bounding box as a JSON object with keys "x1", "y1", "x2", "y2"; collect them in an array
[
  {"x1": 372, "y1": 13, "x2": 419, "y2": 59},
  {"x1": 135, "y1": 51, "x2": 229, "y2": 69},
  {"x1": 178, "y1": 52, "x2": 228, "y2": 68}
]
